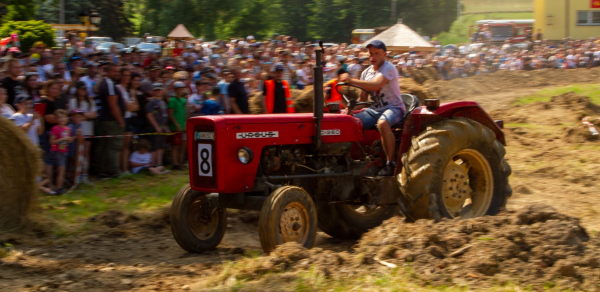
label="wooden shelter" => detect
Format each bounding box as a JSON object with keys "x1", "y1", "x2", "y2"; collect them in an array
[
  {"x1": 167, "y1": 24, "x2": 194, "y2": 40},
  {"x1": 363, "y1": 20, "x2": 435, "y2": 53}
]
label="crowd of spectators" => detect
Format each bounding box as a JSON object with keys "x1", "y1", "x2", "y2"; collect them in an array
[{"x1": 1, "y1": 31, "x2": 600, "y2": 194}]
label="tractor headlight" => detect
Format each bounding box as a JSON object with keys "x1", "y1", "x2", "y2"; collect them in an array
[{"x1": 238, "y1": 147, "x2": 253, "y2": 164}]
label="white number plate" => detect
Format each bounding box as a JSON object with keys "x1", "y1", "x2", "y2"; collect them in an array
[
  {"x1": 197, "y1": 144, "x2": 213, "y2": 177},
  {"x1": 321, "y1": 129, "x2": 341, "y2": 136},
  {"x1": 236, "y1": 131, "x2": 279, "y2": 139},
  {"x1": 196, "y1": 132, "x2": 215, "y2": 141}
]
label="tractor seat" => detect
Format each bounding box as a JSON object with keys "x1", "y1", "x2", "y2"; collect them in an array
[
  {"x1": 363, "y1": 94, "x2": 419, "y2": 130},
  {"x1": 392, "y1": 93, "x2": 420, "y2": 128}
]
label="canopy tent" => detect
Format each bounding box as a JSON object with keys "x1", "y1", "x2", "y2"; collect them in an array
[
  {"x1": 167, "y1": 24, "x2": 194, "y2": 39},
  {"x1": 363, "y1": 20, "x2": 435, "y2": 53}
]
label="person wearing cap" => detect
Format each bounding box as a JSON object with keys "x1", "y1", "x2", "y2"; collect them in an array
[
  {"x1": 140, "y1": 65, "x2": 161, "y2": 96},
  {"x1": 168, "y1": 81, "x2": 188, "y2": 170},
  {"x1": 146, "y1": 82, "x2": 169, "y2": 166},
  {"x1": 262, "y1": 63, "x2": 294, "y2": 114},
  {"x1": 339, "y1": 40, "x2": 406, "y2": 176},
  {"x1": 10, "y1": 93, "x2": 43, "y2": 146},
  {"x1": 228, "y1": 67, "x2": 249, "y2": 114}
]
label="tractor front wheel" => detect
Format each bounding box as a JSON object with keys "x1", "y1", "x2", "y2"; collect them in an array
[
  {"x1": 258, "y1": 186, "x2": 317, "y2": 254},
  {"x1": 170, "y1": 184, "x2": 227, "y2": 252},
  {"x1": 398, "y1": 118, "x2": 512, "y2": 221}
]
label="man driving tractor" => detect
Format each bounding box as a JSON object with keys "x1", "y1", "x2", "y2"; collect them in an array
[{"x1": 339, "y1": 40, "x2": 406, "y2": 176}]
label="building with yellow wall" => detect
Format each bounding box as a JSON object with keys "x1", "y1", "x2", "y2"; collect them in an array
[{"x1": 535, "y1": 0, "x2": 600, "y2": 40}]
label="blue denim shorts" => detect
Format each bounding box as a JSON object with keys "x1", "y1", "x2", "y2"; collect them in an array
[
  {"x1": 46, "y1": 151, "x2": 68, "y2": 167},
  {"x1": 354, "y1": 107, "x2": 404, "y2": 130}
]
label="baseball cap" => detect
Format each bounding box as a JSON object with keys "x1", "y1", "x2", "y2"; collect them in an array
[
  {"x1": 69, "y1": 108, "x2": 85, "y2": 115},
  {"x1": 151, "y1": 83, "x2": 164, "y2": 90},
  {"x1": 273, "y1": 63, "x2": 285, "y2": 71},
  {"x1": 14, "y1": 93, "x2": 31, "y2": 105},
  {"x1": 173, "y1": 81, "x2": 186, "y2": 89},
  {"x1": 164, "y1": 66, "x2": 176, "y2": 70},
  {"x1": 85, "y1": 60, "x2": 98, "y2": 67},
  {"x1": 148, "y1": 65, "x2": 161, "y2": 71},
  {"x1": 366, "y1": 40, "x2": 387, "y2": 52}
]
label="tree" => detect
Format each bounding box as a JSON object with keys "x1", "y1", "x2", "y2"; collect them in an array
[
  {"x1": 2, "y1": 0, "x2": 36, "y2": 23},
  {"x1": 0, "y1": 20, "x2": 55, "y2": 51}
]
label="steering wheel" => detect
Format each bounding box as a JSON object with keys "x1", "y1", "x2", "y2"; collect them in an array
[{"x1": 334, "y1": 82, "x2": 375, "y2": 112}]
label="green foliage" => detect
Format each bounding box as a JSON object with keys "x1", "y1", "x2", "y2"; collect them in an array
[
  {"x1": 132, "y1": 0, "x2": 458, "y2": 42},
  {"x1": 0, "y1": 20, "x2": 55, "y2": 51},
  {"x1": 515, "y1": 84, "x2": 600, "y2": 105},
  {"x1": 34, "y1": 0, "x2": 133, "y2": 41}
]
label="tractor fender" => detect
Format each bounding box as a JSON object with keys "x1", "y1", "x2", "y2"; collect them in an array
[{"x1": 395, "y1": 101, "x2": 505, "y2": 173}]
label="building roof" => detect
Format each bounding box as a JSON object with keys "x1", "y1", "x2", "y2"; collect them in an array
[
  {"x1": 363, "y1": 21, "x2": 435, "y2": 52},
  {"x1": 167, "y1": 24, "x2": 194, "y2": 39}
]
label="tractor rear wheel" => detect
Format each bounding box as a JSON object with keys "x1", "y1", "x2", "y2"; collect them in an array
[
  {"x1": 317, "y1": 204, "x2": 399, "y2": 239},
  {"x1": 170, "y1": 184, "x2": 227, "y2": 252},
  {"x1": 398, "y1": 118, "x2": 512, "y2": 221},
  {"x1": 259, "y1": 186, "x2": 317, "y2": 254}
]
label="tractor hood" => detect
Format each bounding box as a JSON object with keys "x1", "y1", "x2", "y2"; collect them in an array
[{"x1": 199, "y1": 113, "x2": 354, "y2": 125}]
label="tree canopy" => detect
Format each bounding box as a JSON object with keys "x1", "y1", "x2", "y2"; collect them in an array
[{"x1": 4, "y1": 0, "x2": 457, "y2": 42}]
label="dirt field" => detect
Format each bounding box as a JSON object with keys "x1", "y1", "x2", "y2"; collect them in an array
[{"x1": 2, "y1": 68, "x2": 600, "y2": 291}]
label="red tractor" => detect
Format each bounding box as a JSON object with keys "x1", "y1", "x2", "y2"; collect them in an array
[{"x1": 170, "y1": 43, "x2": 512, "y2": 254}]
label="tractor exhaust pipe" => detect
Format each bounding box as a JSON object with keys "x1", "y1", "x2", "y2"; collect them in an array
[{"x1": 313, "y1": 41, "x2": 325, "y2": 150}]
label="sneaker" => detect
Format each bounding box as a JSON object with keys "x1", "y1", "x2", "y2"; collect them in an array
[
  {"x1": 159, "y1": 170, "x2": 171, "y2": 175},
  {"x1": 54, "y1": 188, "x2": 64, "y2": 196},
  {"x1": 377, "y1": 162, "x2": 396, "y2": 177},
  {"x1": 121, "y1": 171, "x2": 132, "y2": 176},
  {"x1": 81, "y1": 175, "x2": 90, "y2": 184}
]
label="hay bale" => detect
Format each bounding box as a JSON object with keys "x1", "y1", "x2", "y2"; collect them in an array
[
  {"x1": 399, "y1": 78, "x2": 433, "y2": 101},
  {"x1": 0, "y1": 117, "x2": 40, "y2": 230},
  {"x1": 248, "y1": 88, "x2": 307, "y2": 114}
]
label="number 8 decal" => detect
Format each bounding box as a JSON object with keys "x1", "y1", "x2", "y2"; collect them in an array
[{"x1": 197, "y1": 144, "x2": 212, "y2": 177}]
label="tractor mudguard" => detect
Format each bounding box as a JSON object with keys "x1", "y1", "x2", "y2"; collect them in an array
[{"x1": 395, "y1": 101, "x2": 505, "y2": 173}]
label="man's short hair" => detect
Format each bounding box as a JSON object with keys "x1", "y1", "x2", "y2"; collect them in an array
[{"x1": 54, "y1": 109, "x2": 67, "y2": 116}]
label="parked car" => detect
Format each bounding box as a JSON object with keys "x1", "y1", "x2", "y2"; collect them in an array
[
  {"x1": 87, "y1": 37, "x2": 113, "y2": 44},
  {"x1": 135, "y1": 42, "x2": 162, "y2": 54},
  {"x1": 125, "y1": 38, "x2": 142, "y2": 47},
  {"x1": 95, "y1": 42, "x2": 126, "y2": 53}
]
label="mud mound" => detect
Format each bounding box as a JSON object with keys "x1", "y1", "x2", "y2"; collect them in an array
[
  {"x1": 425, "y1": 67, "x2": 600, "y2": 101},
  {"x1": 228, "y1": 205, "x2": 599, "y2": 290},
  {"x1": 0, "y1": 117, "x2": 41, "y2": 230},
  {"x1": 489, "y1": 92, "x2": 600, "y2": 145},
  {"x1": 356, "y1": 204, "x2": 599, "y2": 290}
]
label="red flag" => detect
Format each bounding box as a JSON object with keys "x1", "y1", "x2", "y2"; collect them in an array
[{"x1": 592, "y1": 0, "x2": 600, "y2": 8}]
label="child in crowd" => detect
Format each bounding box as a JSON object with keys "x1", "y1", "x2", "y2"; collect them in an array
[
  {"x1": 9, "y1": 94, "x2": 44, "y2": 146},
  {"x1": 49, "y1": 109, "x2": 73, "y2": 194},
  {"x1": 201, "y1": 87, "x2": 223, "y2": 115},
  {"x1": 146, "y1": 83, "x2": 170, "y2": 166},
  {"x1": 188, "y1": 78, "x2": 211, "y2": 117},
  {"x1": 68, "y1": 81, "x2": 96, "y2": 184},
  {"x1": 0, "y1": 85, "x2": 14, "y2": 119},
  {"x1": 168, "y1": 81, "x2": 188, "y2": 170},
  {"x1": 129, "y1": 139, "x2": 169, "y2": 175},
  {"x1": 67, "y1": 109, "x2": 84, "y2": 183}
]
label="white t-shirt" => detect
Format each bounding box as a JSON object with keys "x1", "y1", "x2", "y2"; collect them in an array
[
  {"x1": 116, "y1": 84, "x2": 133, "y2": 118},
  {"x1": 0, "y1": 104, "x2": 15, "y2": 119},
  {"x1": 187, "y1": 93, "x2": 205, "y2": 117},
  {"x1": 129, "y1": 151, "x2": 152, "y2": 174},
  {"x1": 295, "y1": 69, "x2": 308, "y2": 85},
  {"x1": 10, "y1": 113, "x2": 40, "y2": 146},
  {"x1": 68, "y1": 98, "x2": 97, "y2": 136},
  {"x1": 79, "y1": 75, "x2": 99, "y2": 98},
  {"x1": 360, "y1": 61, "x2": 405, "y2": 112},
  {"x1": 348, "y1": 63, "x2": 362, "y2": 78}
]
